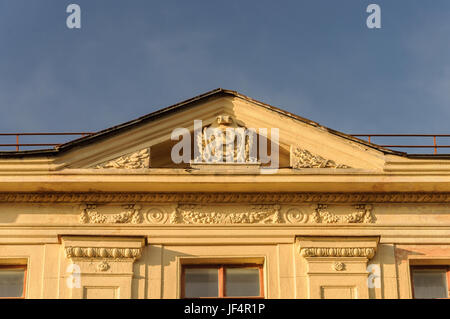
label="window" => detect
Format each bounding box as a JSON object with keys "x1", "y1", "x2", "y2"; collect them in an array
[
  {"x1": 0, "y1": 265, "x2": 27, "y2": 299},
  {"x1": 181, "y1": 264, "x2": 264, "y2": 298},
  {"x1": 411, "y1": 266, "x2": 450, "y2": 299}
]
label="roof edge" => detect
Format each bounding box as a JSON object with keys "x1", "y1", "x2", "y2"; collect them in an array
[{"x1": 0, "y1": 88, "x2": 415, "y2": 158}]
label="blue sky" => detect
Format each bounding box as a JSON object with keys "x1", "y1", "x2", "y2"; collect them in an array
[{"x1": 0, "y1": 1, "x2": 449, "y2": 149}]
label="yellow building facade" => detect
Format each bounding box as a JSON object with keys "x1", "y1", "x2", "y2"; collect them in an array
[{"x1": 0, "y1": 89, "x2": 449, "y2": 299}]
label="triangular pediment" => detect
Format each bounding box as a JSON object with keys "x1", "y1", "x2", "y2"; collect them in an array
[{"x1": 53, "y1": 89, "x2": 393, "y2": 171}]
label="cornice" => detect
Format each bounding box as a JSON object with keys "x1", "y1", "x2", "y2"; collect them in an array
[
  {"x1": 299, "y1": 247, "x2": 376, "y2": 259},
  {"x1": 297, "y1": 236, "x2": 379, "y2": 259},
  {"x1": 64, "y1": 246, "x2": 142, "y2": 260},
  {"x1": 61, "y1": 235, "x2": 145, "y2": 262},
  {"x1": 1, "y1": 192, "x2": 450, "y2": 203}
]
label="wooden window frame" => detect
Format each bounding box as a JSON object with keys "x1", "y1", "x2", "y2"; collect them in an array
[
  {"x1": 410, "y1": 266, "x2": 450, "y2": 299},
  {"x1": 181, "y1": 264, "x2": 264, "y2": 299},
  {"x1": 0, "y1": 265, "x2": 27, "y2": 299}
]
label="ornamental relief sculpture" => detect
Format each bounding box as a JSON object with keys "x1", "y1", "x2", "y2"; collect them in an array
[
  {"x1": 79, "y1": 204, "x2": 143, "y2": 224},
  {"x1": 78, "y1": 203, "x2": 375, "y2": 225},
  {"x1": 312, "y1": 204, "x2": 375, "y2": 224},
  {"x1": 194, "y1": 115, "x2": 257, "y2": 164},
  {"x1": 170, "y1": 204, "x2": 282, "y2": 224},
  {"x1": 93, "y1": 148, "x2": 150, "y2": 169},
  {"x1": 290, "y1": 146, "x2": 350, "y2": 169},
  {"x1": 97, "y1": 261, "x2": 110, "y2": 271},
  {"x1": 332, "y1": 261, "x2": 346, "y2": 271}
]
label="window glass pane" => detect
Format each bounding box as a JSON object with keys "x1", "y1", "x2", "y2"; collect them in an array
[
  {"x1": 185, "y1": 268, "x2": 218, "y2": 298},
  {"x1": 225, "y1": 268, "x2": 260, "y2": 297},
  {"x1": 413, "y1": 270, "x2": 448, "y2": 299},
  {"x1": 0, "y1": 269, "x2": 25, "y2": 298}
]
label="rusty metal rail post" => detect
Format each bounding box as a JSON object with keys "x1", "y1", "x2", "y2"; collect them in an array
[
  {"x1": 434, "y1": 136, "x2": 437, "y2": 155},
  {"x1": 0, "y1": 132, "x2": 449, "y2": 154},
  {"x1": 350, "y1": 134, "x2": 450, "y2": 154},
  {"x1": 0, "y1": 133, "x2": 95, "y2": 151}
]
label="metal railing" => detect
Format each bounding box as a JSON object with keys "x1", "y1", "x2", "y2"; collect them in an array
[
  {"x1": 0, "y1": 132, "x2": 95, "y2": 151},
  {"x1": 351, "y1": 134, "x2": 450, "y2": 154},
  {"x1": 0, "y1": 132, "x2": 449, "y2": 154}
]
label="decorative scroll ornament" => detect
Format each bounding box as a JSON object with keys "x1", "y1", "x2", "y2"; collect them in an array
[
  {"x1": 65, "y1": 246, "x2": 142, "y2": 260},
  {"x1": 170, "y1": 204, "x2": 281, "y2": 224},
  {"x1": 94, "y1": 148, "x2": 150, "y2": 169},
  {"x1": 311, "y1": 204, "x2": 375, "y2": 224},
  {"x1": 290, "y1": 146, "x2": 350, "y2": 169},
  {"x1": 79, "y1": 204, "x2": 143, "y2": 224},
  {"x1": 145, "y1": 208, "x2": 168, "y2": 224},
  {"x1": 194, "y1": 115, "x2": 257, "y2": 164},
  {"x1": 285, "y1": 208, "x2": 309, "y2": 223},
  {"x1": 300, "y1": 247, "x2": 376, "y2": 259}
]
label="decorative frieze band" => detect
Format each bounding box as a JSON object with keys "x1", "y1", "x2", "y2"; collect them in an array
[
  {"x1": 65, "y1": 246, "x2": 142, "y2": 260},
  {"x1": 78, "y1": 203, "x2": 374, "y2": 225},
  {"x1": 299, "y1": 247, "x2": 376, "y2": 259},
  {"x1": 0, "y1": 192, "x2": 449, "y2": 203}
]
